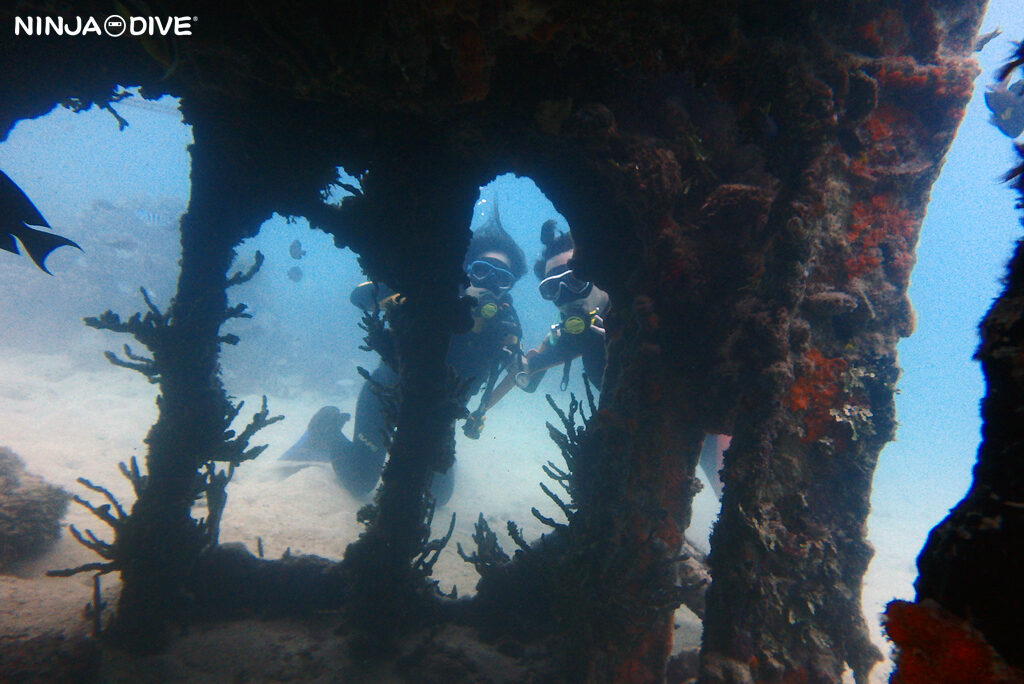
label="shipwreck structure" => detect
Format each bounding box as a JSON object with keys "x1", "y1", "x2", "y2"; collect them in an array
[{"x1": 5, "y1": 1, "x2": 1018, "y2": 681}]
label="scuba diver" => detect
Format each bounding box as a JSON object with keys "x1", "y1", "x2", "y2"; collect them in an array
[
  {"x1": 486, "y1": 219, "x2": 608, "y2": 400},
  {"x1": 482, "y1": 218, "x2": 729, "y2": 498},
  {"x1": 283, "y1": 211, "x2": 526, "y2": 505}
]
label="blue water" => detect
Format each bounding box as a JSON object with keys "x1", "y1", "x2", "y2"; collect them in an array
[
  {"x1": 870, "y1": 4, "x2": 1023, "y2": 549},
  {"x1": 1, "y1": 3, "x2": 1022, "y2": 670}
]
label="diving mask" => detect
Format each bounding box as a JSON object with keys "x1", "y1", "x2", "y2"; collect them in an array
[
  {"x1": 468, "y1": 259, "x2": 515, "y2": 292},
  {"x1": 539, "y1": 267, "x2": 592, "y2": 302}
]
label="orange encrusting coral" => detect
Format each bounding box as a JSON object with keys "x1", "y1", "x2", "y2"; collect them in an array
[
  {"x1": 786, "y1": 348, "x2": 848, "y2": 443},
  {"x1": 874, "y1": 58, "x2": 976, "y2": 102},
  {"x1": 844, "y1": 194, "x2": 916, "y2": 283},
  {"x1": 885, "y1": 600, "x2": 1024, "y2": 684}
]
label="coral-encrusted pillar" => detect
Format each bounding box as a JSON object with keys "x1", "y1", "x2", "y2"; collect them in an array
[
  {"x1": 579, "y1": 308, "x2": 709, "y2": 682},
  {"x1": 107, "y1": 102, "x2": 273, "y2": 652},
  {"x1": 700, "y1": 6, "x2": 982, "y2": 683},
  {"x1": 333, "y1": 144, "x2": 480, "y2": 652}
]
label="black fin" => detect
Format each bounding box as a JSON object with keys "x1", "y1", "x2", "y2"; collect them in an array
[
  {"x1": 2, "y1": 170, "x2": 81, "y2": 273},
  {"x1": 12, "y1": 222, "x2": 82, "y2": 274}
]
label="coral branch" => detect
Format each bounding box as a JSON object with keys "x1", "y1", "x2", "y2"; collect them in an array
[
  {"x1": 118, "y1": 457, "x2": 146, "y2": 496},
  {"x1": 214, "y1": 396, "x2": 284, "y2": 466},
  {"x1": 415, "y1": 512, "x2": 456, "y2": 576},
  {"x1": 75, "y1": 477, "x2": 128, "y2": 521},
  {"x1": 46, "y1": 561, "x2": 117, "y2": 577},
  {"x1": 538, "y1": 482, "x2": 575, "y2": 522},
  {"x1": 531, "y1": 506, "x2": 566, "y2": 530},
  {"x1": 226, "y1": 250, "x2": 264, "y2": 286},
  {"x1": 507, "y1": 521, "x2": 530, "y2": 552},
  {"x1": 457, "y1": 514, "x2": 511, "y2": 576},
  {"x1": 71, "y1": 495, "x2": 120, "y2": 530}
]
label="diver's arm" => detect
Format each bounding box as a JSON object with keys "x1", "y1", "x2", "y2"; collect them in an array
[{"x1": 482, "y1": 341, "x2": 556, "y2": 410}]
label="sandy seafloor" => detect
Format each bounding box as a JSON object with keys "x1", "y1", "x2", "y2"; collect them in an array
[{"x1": 0, "y1": 335, "x2": 912, "y2": 683}]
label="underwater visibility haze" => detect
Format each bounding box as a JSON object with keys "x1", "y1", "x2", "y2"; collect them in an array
[{"x1": 2, "y1": 1, "x2": 1024, "y2": 682}]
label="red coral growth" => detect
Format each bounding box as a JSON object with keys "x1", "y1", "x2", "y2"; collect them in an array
[
  {"x1": 874, "y1": 59, "x2": 975, "y2": 101},
  {"x1": 856, "y1": 10, "x2": 907, "y2": 55},
  {"x1": 451, "y1": 28, "x2": 494, "y2": 102},
  {"x1": 862, "y1": 103, "x2": 908, "y2": 144},
  {"x1": 844, "y1": 194, "x2": 917, "y2": 283},
  {"x1": 856, "y1": 103, "x2": 913, "y2": 169},
  {"x1": 875, "y1": 61, "x2": 929, "y2": 92},
  {"x1": 785, "y1": 348, "x2": 848, "y2": 443},
  {"x1": 863, "y1": 115, "x2": 892, "y2": 143},
  {"x1": 885, "y1": 600, "x2": 1024, "y2": 684},
  {"x1": 631, "y1": 146, "x2": 682, "y2": 208}
]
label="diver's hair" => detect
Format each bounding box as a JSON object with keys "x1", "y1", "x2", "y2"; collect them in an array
[
  {"x1": 465, "y1": 205, "x2": 527, "y2": 280},
  {"x1": 534, "y1": 219, "x2": 575, "y2": 279}
]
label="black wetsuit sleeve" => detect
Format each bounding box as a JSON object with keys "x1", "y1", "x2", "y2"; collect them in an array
[{"x1": 527, "y1": 329, "x2": 578, "y2": 374}]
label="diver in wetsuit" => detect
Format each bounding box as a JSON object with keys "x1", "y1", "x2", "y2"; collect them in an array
[
  {"x1": 514, "y1": 220, "x2": 606, "y2": 391},
  {"x1": 483, "y1": 219, "x2": 729, "y2": 498},
  {"x1": 331, "y1": 213, "x2": 527, "y2": 504}
]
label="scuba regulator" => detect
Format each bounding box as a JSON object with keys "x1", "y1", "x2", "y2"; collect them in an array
[
  {"x1": 559, "y1": 306, "x2": 599, "y2": 335},
  {"x1": 474, "y1": 290, "x2": 501, "y2": 322}
]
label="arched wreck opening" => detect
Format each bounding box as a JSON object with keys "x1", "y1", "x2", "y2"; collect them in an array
[{"x1": 5, "y1": 2, "x2": 1019, "y2": 682}]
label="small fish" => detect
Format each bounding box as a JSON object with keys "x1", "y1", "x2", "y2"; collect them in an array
[
  {"x1": 984, "y1": 79, "x2": 1024, "y2": 139},
  {"x1": 102, "y1": 238, "x2": 140, "y2": 252},
  {"x1": 974, "y1": 27, "x2": 1000, "y2": 53},
  {"x1": 287, "y1": 265, "x2": 303, "y2": 282},
  {"x1": 1, "y1": 170, "x2": 81, "y2": 274},
  {"x1": 289, "y1": 239, "x2": 306, "y2": 260},
  {"x1": 135, "y1": 207, "x2": 173, "y2": 227}
]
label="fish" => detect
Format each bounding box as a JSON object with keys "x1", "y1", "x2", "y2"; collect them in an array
[
  {"x1": 287, "y1": 265, "x2": 303, "y2": 282},
  {"x1": 1, "y1": 170, "x2": 82, "y2": 274},
  {"x1": 135, "y1": 208, "x2": 173, "y2": 227},
  {"x1": 289, "y1": 239, "x2": 306, "y2": 259},
  {"x1": 974, "y1": 27, "x2": 1000, "y2": 53},
  {"x1": 279, "y1": 406, "x2": 351, "y2": 462},
  {"x1": 984, "y1": 79, "x2": 1024, "y2": 139}
]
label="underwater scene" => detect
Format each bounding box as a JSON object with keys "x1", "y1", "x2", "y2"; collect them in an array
[{"x1": 2, "y1": 2, "x2": 1024, "y2": 683}]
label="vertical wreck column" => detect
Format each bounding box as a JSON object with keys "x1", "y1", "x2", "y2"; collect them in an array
[
  {"x1": 335, "y1": 146, "x2": 480, "y2": 652},
  {"x1": 521, "y1": 131, "x2": 721, "y2": 681},
  {"x1": 700, "y1": 5, "x2": 982, "y2": 682},
  {"x1": 701, "y1": 185, "x2": 891, "y2": 683},
  {"x1": 107, "y1": 107, "x2": 270, "y2": 652}
]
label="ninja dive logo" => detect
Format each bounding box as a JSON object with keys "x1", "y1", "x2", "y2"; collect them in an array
[{"x1": 14, "y1": 15, "x2": 194, "y2": 37}]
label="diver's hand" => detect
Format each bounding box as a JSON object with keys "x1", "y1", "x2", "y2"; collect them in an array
[
  {"x1": 463, "y1": 411, "x2": 486, "y2": 439},
  {"x1": 590, "y1": 314, "x2": 606, "y2": 337}
]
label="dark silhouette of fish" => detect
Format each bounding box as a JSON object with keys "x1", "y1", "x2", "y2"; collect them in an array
[
  {"x1": 985, "y1": 79, "x2": 1024, "y2": 139},
  {"x1": 1, "y1": 170, "x2": 81, "y2": 274},
  {"x1": 280, "y1": 406, "x2": 351, "y2": 462},
  {"x1": 289, "y1": 239, "x2": 306, "y2": 259}
]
